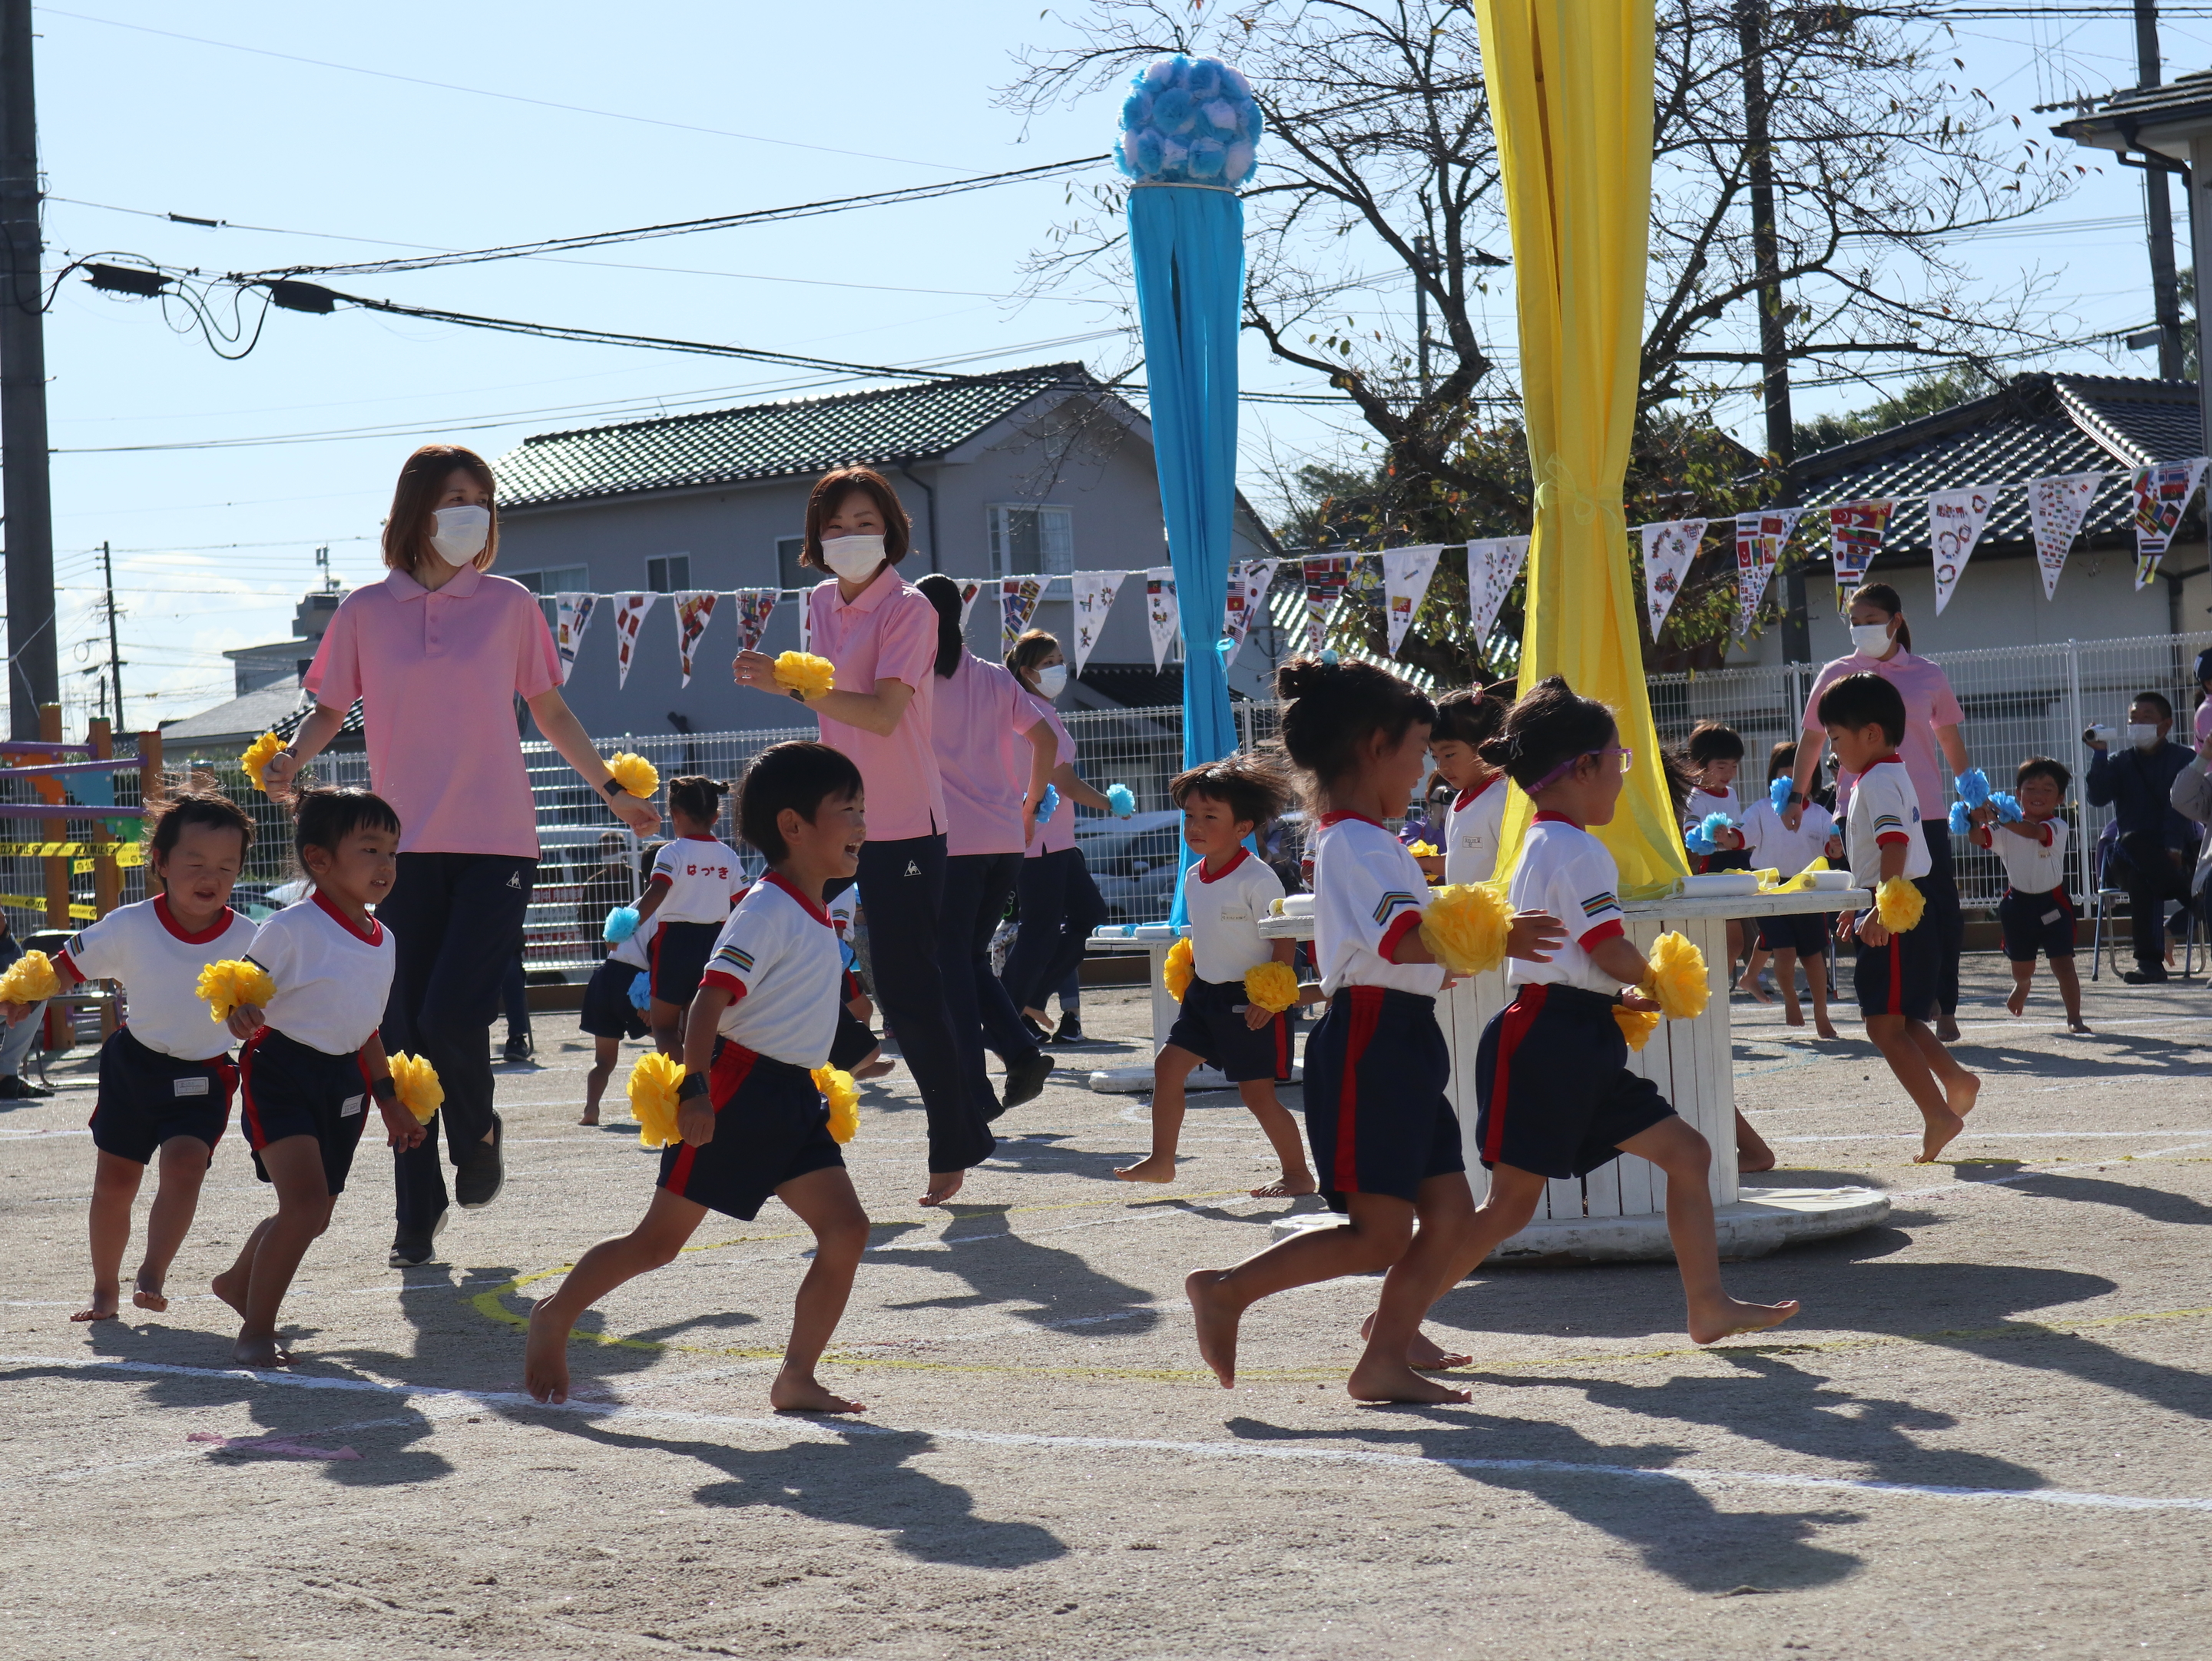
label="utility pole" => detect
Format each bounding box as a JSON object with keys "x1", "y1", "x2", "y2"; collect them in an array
[
  {"x1": 1738, "y1": 0, "x2": 1811, "y2": 663},
  {"x1": 100, "y1": 539, "x2": 124, "y2": 730},
  {"x1": 0, "y1": 0, "x2": 55, "y2": 739},
  {"x1": 2136, "y1": 1, "x2": 2187, "y2": 379},
  {"x1": 1412, "y1": 234, "x2": 1436, "y2": 400}
]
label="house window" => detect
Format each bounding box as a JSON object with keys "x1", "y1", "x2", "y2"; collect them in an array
[
  {"x1": 777, "y1": 536, "x2": 808, "y2": 592},
  {"x1": 986, "y1": 505, "x2": 1074, "y2": 578},
  {"x1": 508, "y1": 564, "x2": 590, "y2": 630},
  {"x1": 647, "y1": 554, "x2": 691, "y2": 593}
]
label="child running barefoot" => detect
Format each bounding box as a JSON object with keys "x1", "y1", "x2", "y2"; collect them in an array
[
  {"x1": 1972, "y1": 757, "x2": 2087, "y2": 1033},
  {"x1": 1820, "y1": 672, "x2": 1982, "y2": 1162},
  {"x1": 526, "y1": 741, "x2": 873, "y2": 1415},
  {"x1": 1, "y1": 787, "x2": 260, "y2": 1321},
  {"x1": 577, "y1": 907, "x2": 656, "y2": 1126},
  {"x1": 1413, "y1": 686, "x2": 1511, "y2": 886},
  {"x1": 634, "y1": 777, "x2": 747, "y2": 1056},
  {"x1": 1116, "y1": 754, "x2": 1316, "y2": 1198},
  {"x1": 1738, "y1": 739, "x2": 1844, "y2": 1039},
  {"x1": 1183, "y1": 658, "x2": 1565, "y2": 1403},
  {"x1": 214, "y1": 787, "x2": 425, "y2": 1366},
  {"x1": 1390, "y1": 678, "x2": 1800, "y2": 1362}
]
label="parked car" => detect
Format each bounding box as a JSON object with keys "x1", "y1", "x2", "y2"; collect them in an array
[{"x1": 1078, "y1": 810, "x2": 1188, "y2": 924}]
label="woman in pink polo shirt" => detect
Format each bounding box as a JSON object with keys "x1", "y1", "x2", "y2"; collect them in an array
[
  {"x1": 1785, "y1": 580, "x2": 1974, "y2": 1040},
  {"x1": 730, "y1": 467, "x2": 995, "y2": 1205},
  {"x1": 263, "y1": 445, "x2": 661, "y2": 1266}
]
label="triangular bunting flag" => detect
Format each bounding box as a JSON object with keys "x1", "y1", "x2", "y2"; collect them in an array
[
  {"x1": 1224, "y1": 559, "x2": 1280, "y2": 665},
  {"x1": 1827, "y1": 500, "x2": 1896, "y2": 612},
  {"x1": 673, "y1": 592, "x2": 718, "y2": 687},
  {"x1": 999, "y1": 575, "x2": 1045, "y2": 653},
  {"x1": 1465, "y1": 536, "x2": 1531, "y2": 651},
  {"x1": 2130, "y1": 458, "x2": 2210, "y2": 588},
  {"x1": 2027, "y1": 472, "x2": 2102, "y2": 599},
  {"x1": 1300, "y1": 555, "x2": 1350, "y2": 654},
  {"x1": 1928, "y1": 486, "x2": 1997, "y2": 615},
  {"x1": 551, "y1": 592, "x2": 598, "y2": 685},
  {"x1": 1731, "y1": 508, "x2": 1803, "y2": 640},
  {"x1": 958, "y1": 579, "x2": 985, "y2": 630},
  {"x1": 1380, "y1": 545, "x2": 1443, "y2": 656},
  {"x1": 1068, "y1": 571, "x2": 1127, "y2": 675},
  {"x1": 611, "y1": 592, "x2": 660, "y2": 690},
  {"x1": 1637, "y1": 519, "x2": 1707, "y2": 640},
  {"x1": 732, "y1": 588, "x2": 778, "y2": 652},
  {"x1": 1144, "y1": 567, "x2": 1179, "y2": 671}
]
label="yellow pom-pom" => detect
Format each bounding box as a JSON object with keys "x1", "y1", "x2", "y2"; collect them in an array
[
  {"x1": 1614, "y1": 1004, "x2": 1661, "y2": 1052},
  {"x1": 240, "y1": 731, "x2": 284, "y2": 794},
  {"x1": 1638, "y1": 931, "x2": 1710, "y2": 1020},
  {"x1": 773, "y1": 651, "x2": 836, "y2": 699},
  {"x1": 606, "y1": 751, "x2": 660, "y2": 801},
  {"x1": 386, "y1": 1051, "x2": 444, "y2": 1124},
  {"x1": 1163, "y1": 937, "x2": 1194, "y2": 1002},
  {"x1": 1409, "y1": 840, "x2": 1438, "y2": 858},
  {"x1": 1417, "y1": 882, "x2": 1513, "y2": 977},
  {"x1": 813, "y1": 1065, "x2": 860, "y2": 1144},
  {"x1": 628, "y1": 1052, "x2": 686, "y2": 1150},
  {"x1": 0, "y1": 950, "x2": 61, "y2": 1004},
  {"x1": 1876, "y1": 875, "x2": 1925, "y2": 933},
  {"x1": 195, "y1": 958, "x2": 275, "y2": 1022},
  {"x1": 1243, "y1": 960, "x2": 1299, "y2": 1014}
]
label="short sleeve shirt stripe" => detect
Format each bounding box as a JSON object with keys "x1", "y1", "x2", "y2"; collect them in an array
[{"x1": 696, "y1": 873, "x2": 843, "y2": 1068}]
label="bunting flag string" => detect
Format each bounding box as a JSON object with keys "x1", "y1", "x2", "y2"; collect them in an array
[
  {"x1": 551, "y1": 592, "x2": 598, "y2": 685},
  {"x1": 732, "y1": 588, "x2": 778, "y2": 652},
  {"x1": 1827, "y1": 499, "x2": 1896, "y2": 612},
  {"x1": 2028, "y1": 472, "x2": 2102, "y2": 599},
  {"x1": 672, "y1": 592, "x2": 719, "y2": 687},
  {"x1": 1929, "y1": 486, "x2": 1997, "y2": 615},
  {"x1": 611, "y1": 592, "x2": 659, "y2": 690},
  {"x1": 1144, "y1": 567, "x2": 1180, "y2": 671},
  {"x1": 1300, "y1": 555, "x2": 1350, "y2": 654},
  {"x1": 1731, "y1": 508, "x2": 1803, "y2": 640},
  {"x1": 2129, "y1": 458, "x2": 2210, "y2": 588},
  {"x1": 1380, "y1": 545, "x2": 1445, "y2": 656},
  {"x1": 999, "y1": 575, "x2": 1046, "y2": 653},
  {"x1": 1465, "y1": 536, "x2": 1531, "y2": 651},
  {"x1": 1223, "y1": 558, "x2": 1279, "y2": 665},
  {"x1": 957, "y1": 579, "x2": 985, "y2": 630},
  {"x1": 1068, "y1": 570, "x2": 1128, "y2": 675},
  {"x1": 1637, "y1": 519, "x2": 1707, "y2": 639}
]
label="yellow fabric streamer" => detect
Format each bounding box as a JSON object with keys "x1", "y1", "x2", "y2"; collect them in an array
[
  {"x1": 1418, "y1": 882, "x2": 1514, "y2": 977},
  {"x1": 195, "y1": 958, "x2": 274, "y2": 1022},
  {"x1": 240, "y1": 731, "x2": 284, "y2": 794},
  {"x1": 628, "y1": 1052, "x2": 685, "y2": 1150},
  {"x1": 1637, "y1": 931, "x2": 1710, "y2": 1020},
  {"x1": 1876, "y1": 876, "x2": 1925, "y2": 933},
  {"x1": 606, "y1": 751, "x2": 661, "y2": 801},
  {"x1": 773, "y1": 652, "x2": 836, "y2": 698},
  {"x1": 1163, "y1": 937, "x2": 1194, "y2": 1002},
  {"x1": 0, "y1": 950, "x2": 60, "y2": 1004},
  {"x1": 1243, "y1": 960, "x2": 1299, "y2": 1014},
  {"x1": 1614, "y1": 1004, "x2": 1661, "y2": 1052},
  {"x1": 1408, "y1": 840, "x2": 1438, "y2": 859},
  {"x1": 813, "y1": 1065, "x2": 860, "y2": 1143},
  {"x1": 386, "y1": 1051, "x2": 444, "y2": 1125},
  {"x1": 1757, "y1": 857, "x2": 1829, "y2": 895}
]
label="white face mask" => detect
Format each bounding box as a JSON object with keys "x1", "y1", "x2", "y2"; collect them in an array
[
  {"x1": 428, "y1": 504, "x2": 490, "y2": 564},
  {"x1": 1032, "y1": 664, "x2": 1068, "y2": 699},
  {"x1": 2126, "y1": 722, "x2": 2163, "y2": 750},
  {"x1": 1848, "y1": 621, "x2": 1893, "y2": 657},
  {"x1": 820, "y1": 534, "x2": 887, "y2": 583}
]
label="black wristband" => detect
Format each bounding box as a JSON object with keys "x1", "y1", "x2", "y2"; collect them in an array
[
  {"x1": 370, "y1": 1076, "x2": 399, "y2": 1102},
  {"x1": 1788, "y1": 791, "x2": 1806, "y2": 806},
  {"x1": 677, "y1": 1072, "x2": 709, "y2": 1102},
  {"x1": 601, "y1": 777, "x2": 624, "y2": 800}
]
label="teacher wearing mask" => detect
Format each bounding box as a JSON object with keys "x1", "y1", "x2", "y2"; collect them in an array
[
  {"x1": 731, "y1": 466, "x2": 995, "y2": 1205},
  {"x1": 1784, "y1": 581, "x2": 1973, "y2": 1040},
  {"x1": 265, "y1": 444, "x2": 661, "y2": 1267}
]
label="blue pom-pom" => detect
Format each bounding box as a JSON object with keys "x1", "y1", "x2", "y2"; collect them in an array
[
  {"x1": 1685, "y1": 826, "x2": 1716, "y2": 857},
  {"x1": 1954, "y1": 768, "x2": 1991, "y2": 809},
  {"x1": 1769, "y1": 777, "x2": 1794, "y2": 814},
  {"x1": 1119, "y1": 54, "x2": 1260, "y2": 186},
  {"x1": 1699, "y1": 811, "x2": 1738, "y2": 844},
  {"x1": 1947, "y1": 801, "x2": 1974, "y2": 837},
  {"x1": 1121, "y1": 88, "x2": 1152, "y2": 129},
  {"x1": 1184, "y1": 58, "x2": 1222, "y2": 98},
  {"x1": 603, "y1": 905, "x2": 639, "y2": 943},
  {"x1": 1992, "y1": 791, "x2": 2025, "y2": 824},
  {"x1": 1321, "y1": 648, "x2": 1340, "y2": 665},
  {"x1": 1107, "y1": 782, "x2": 1137, "y2": 818},
  {"x1": 1142, "y1": 55, "x2": 1182, "y2": 91},
  {"x1": 1131, "y1": 128, "x2": 1165, "y2": 176},
  {"x1": 1187, "y1": 138, "x2": 1227, "y2": 181},
  {"x1": 1152, "y1": 86, "x2": 1196, "y2": 134},
  {"x1": 628, "y1": 971, "x2": 651, "y2": 1011},
  {"x1": 1038, "y1": 784, "x2": 1060, "y2": 822}
]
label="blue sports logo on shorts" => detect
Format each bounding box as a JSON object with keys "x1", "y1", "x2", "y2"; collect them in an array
[{"x1": 1372, "y1": 891, "x2": 1419, "y2": 924}]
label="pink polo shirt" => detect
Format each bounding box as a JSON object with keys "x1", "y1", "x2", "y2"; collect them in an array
[
  {"x1": 1022, "y1": 695, "x2": 1078, "y2": 857},
  {"x1": 806, "y1": 569, "x2": 947, "y2": 844},
  {"x1": 930, "y1": 652, "x2": 1047, "y2": 857},
  {"x1": 305, "y1": 564, "x2": 560, "y2": 858},
  {"x1": 1803, "y1": 647, "x2": 1965, "y2": 816}
]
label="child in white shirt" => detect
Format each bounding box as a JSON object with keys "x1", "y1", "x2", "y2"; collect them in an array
[
  {"x1": 1682, "y1": 721, "x2": 1753, "y2": 979},
  {"x1": 1736, "y1": 738, "x2": 1845, "y2": 1039},
  {"x1": 1413, "y1": 686, "x2": 1512, "y2": 886},
  {"x1": 1972, "y1": 757, "x2": 2085, "y2": 1032},
  {"x1": 634, "y1": 775, "x2": 749, "y2": 1054}
]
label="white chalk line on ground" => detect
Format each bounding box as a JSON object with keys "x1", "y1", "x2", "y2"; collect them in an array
[{"x1": 5, "y1": 1351, "x2": 2210, "y2": 1517}]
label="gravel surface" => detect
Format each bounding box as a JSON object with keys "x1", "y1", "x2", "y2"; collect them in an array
[{"x1": 2, "y1": 956, "x2": 2207, "y2": 1658}]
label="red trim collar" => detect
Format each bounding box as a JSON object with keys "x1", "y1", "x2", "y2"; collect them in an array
[
  {"x1": 312, "y1": 888, "x2": 383, "y2": 945},
  {"x1": 1863, "y1": 754, "x2": 1904, "y2": 768},
  {"x1": 1197, "y1": 847, "x2": 1250, "y2": 884},
  {"x1": 1533, "y1": 810, "x2": 1585, "y2": 828},
  {"x1": 1452, "y1": 775, "x2": 1502, "y2": 813},
  {"x1": 1697, "y1": 786, "x2": 1732, "y2": 797},
  {"x1": 763, "y1": 870, "x2": 831, "y2": 927},
  {"x1": 154, "y1": 892, "x2": 235, "y2": 945},
  {"x1": 680, "y1": 833, "x2": 724, "y2": 844},
  {"x1": 1317, "y1": 811, "x2": 1383, "y2": 828}
]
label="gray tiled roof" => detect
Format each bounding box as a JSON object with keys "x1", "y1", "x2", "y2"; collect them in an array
[
  {"x1": 492, "y1": 363, "x2": 1106, "y2": 509},
  {"x1": 1792, "y1": 373, "x2": 2204, "y2": 560},
  {"x1": 2051, "y1": 72, "x2": 2212, "y2": 141}
]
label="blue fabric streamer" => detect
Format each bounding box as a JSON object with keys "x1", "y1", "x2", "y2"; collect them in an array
[
  {"x1": 1954, "y1": 768, "x2": 1991, "y2": 809},
  {"x1": 604, "y1": 906, "x2": 639, "y2": 943}
]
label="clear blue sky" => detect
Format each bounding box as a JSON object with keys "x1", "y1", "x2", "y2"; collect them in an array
[{"x1": 5, "y1": 2, "x2": 2194, "y2": 734}]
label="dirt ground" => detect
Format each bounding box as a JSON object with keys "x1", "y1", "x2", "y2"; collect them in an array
[{"x1": 2, "y1": 953, "x2": 2210, "y2": 1659}]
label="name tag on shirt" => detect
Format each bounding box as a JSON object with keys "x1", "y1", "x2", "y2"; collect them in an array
[
  {"x1": 173, "y1": 1076, "x2": 210, "y2": 1098},
  {"x1": 1218, "y1": 905, "x2": 1250, "y2": 923},
  {"x1": 340, "y1": 1095, "x2": 365, "y2": 1119}
]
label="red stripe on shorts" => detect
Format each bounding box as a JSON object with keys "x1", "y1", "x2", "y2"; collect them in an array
[
  {"x1": 669, "y1": 1044, "x2": 758, "y2": 1197},
  {"x1": 1484, "y1": 983, "x2": 1548, "y2": 1165},
  {"x1": 1888, "y1": 933, "x2": 1902, "y2": 1015},
  {"x1": 237, "y1": 1029, "x2": 268, "y2": 1151},
  {"x1": 1333, "y1": 986, "x2": 1385, "y2": 1195},
  {"x1": 209, "y1": 1053, "x2": 240, "y2": 1149}
]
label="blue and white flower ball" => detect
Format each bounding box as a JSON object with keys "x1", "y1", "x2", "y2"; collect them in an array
[{"x1": 1114, "y1": 55, "x2": 1263, "y2": 187}]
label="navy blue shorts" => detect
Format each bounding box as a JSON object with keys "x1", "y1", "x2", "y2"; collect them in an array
[
  {"x1": 1998, "y1": 887, "x2": 2075, "y2": 963},
  {"x1": 239, "y1": 1026, "x2": 372, "y2": 1197},
  {"x1": 580, "y1": 955, "x2": 650, "y2": 1040},
  {"x1": 1853, "y1": 899, "x2": 1942, "y2": 1022},
  {"x1": 1302, "y1": 986, "x2": 1462, "y2": 1214},
  {"x1": 651, "y1": 920, "x2": 720, "y2": 1010},
  {"x1": 88, "y1": 1026, "x2": 236, "y2": 1165},
  {"x1": 1757, "y1": 910, "x2": 1831, "y2": 956},
  {"x1": 657, "y1": 1041, "x2": 846, "y2": 1222},
  {"x1": 1475, "y1": 983, "x2": 1677, "y2": 1180},
  {"x1": 1164, "y1": 974, "x2": 1293, "y2": 1085}
]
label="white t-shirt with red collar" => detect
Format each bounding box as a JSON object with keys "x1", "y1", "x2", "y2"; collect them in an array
[
  {"x1": 1442, "y1": 775, "x2": 1508, "y2": 884},
  {"x1": 1181, "y1": 847, "x2": 1286, "y2": 983},
  {"x1": 1310, "y1": 812, "x2": 1444, "y2": 999},
  {"x1": 1507, "y1": 812, "x2": 1630, "y2": 996},
  {"x1": 648, "y1": 835, "x2": 748, "y2": 925},
  {"x1": 1842, "y1": 754, "x2": 1930, "y2": 886},
  {"x1": 697, "y1": 871, "x2": 843, "y2": 1068},
  {"x1": 244, "y1": 890, "x2": 396, "y2": 1057},
  {"x1": 59, "y1": 893, "x2": 260, "y2": 1060},
  {"x1": 1973, "y1": 815, "x2": 2068, "y2": 894}
]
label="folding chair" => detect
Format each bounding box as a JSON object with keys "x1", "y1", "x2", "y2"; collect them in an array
[{"x1": 2090, "y1": 820, "x2": 2202, "y2": 980}]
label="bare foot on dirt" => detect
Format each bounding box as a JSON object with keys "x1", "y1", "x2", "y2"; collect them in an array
[
  {"x1": 210, "y1": 1268, "x2": 248, "y2": 1318},
  {"x1": 2068, "y1": 1019, "x2": 2092, "y2": 1035},
  {"x1": 1249, "y1": 1171, "x2": 1318, "y2": 1199},
  {"x1": 1356, "y1": 1312, "x2": 1472, "y2": 1371},
  {"x1": 1814, "y1": 1019, "x2": 1840, "y2": 1040},
  {"x1": 524, "y1": 1301, "x2": 571, "y2": 1404},
  {"x1": 1916, "y1": 1107, "x2": 1966, "y2": 1165},
  {"x1": 1936, "y1": 1015, "x2": 1962, "y2": 1042},
  {"x1": 919, "y1": 1171, "x2": 964, "y2": 1207},
  {"x1": 2006, "y1": 985, "x2": 2028, "y2": 1017},
  {"x1": 1115, "y1": 1154, "x2": 1177, "y2": 1184},
  {"x1": 1349, "y1": 1356, "x2": 1473, "y2": 1404},
  {"x1": 771, "y1": 1369, "x2": 866, "y2": 1414},
  {"x1": 1185, "y1": 1269, "x2": 1243, "y2": 1388},
  {"x1": 1783, "y1": 1001, "x2": 1803, "y2": 1026},
  {"x1": 853, "y1": 1060, "x2": 895, "y2": 1080},
  {"x1": 1737, "y1": 974, "x2": 1773, "y2": 1005},
  {"x1": 232, "y1": 1332, "x2": 293, "y2": 1368},
  {"x1": 1688, "y1": 1296, "x2": 1800, "y2": 1345},
  {"x1": 71, "y1": 1288, "x2": 118, "y2": 1322},
  {"x1": 577, "y1": 1110, "x2": 599, "y2": 1126},
  {"x1": 131, "y1": 1271, "x2": 168, "y2": 1312}
]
